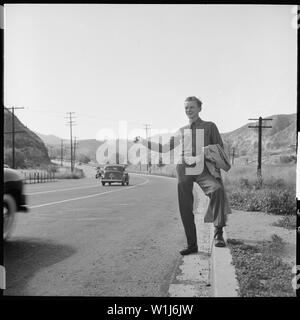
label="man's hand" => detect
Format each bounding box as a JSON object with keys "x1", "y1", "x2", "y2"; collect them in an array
[
  {"x1": 184, "y1": 156, "x2": 197, "y2": 166},
  {"x1": 184, "y1": 150, "x2": 204, "y2": 165},
  {"x1": 134, "y1": 136, "x2": 141, "y2": 143}
]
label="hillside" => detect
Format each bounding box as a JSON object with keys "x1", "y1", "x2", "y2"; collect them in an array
[
  {"x1": 4, "y1": 108, "x2": 51, "y2": 168},
  {"x1": 36, "y1": 113, "x2": 296, "y2": 166},
  {"x1": 221, "y1": 114, "x2": 296, "y2": 163},
  {"x1": 76, "y1": 139, "x2": 103, "y2": 162},
  {"x1": 35, "y1": 135, "x2": 105, "y2": 163},
  {"x1": 34, "y1": 132, "x2": 63, "y2": 146},
  {"x1": 149, "y1": 114, "x2": 296, "y2": 165}
]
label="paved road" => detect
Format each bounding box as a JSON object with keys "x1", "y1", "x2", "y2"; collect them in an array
[{"x1": 4, "y1": 170, "x2": 186, "y2": 296}]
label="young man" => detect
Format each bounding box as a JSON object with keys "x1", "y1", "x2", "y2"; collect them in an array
[{"x1": 136, "y1": 96, "x2": 230, "y2": 255}]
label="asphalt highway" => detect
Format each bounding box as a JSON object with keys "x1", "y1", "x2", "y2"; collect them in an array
[{"x1": 4, "y1": 169, "x2": 186, "y2": 296}]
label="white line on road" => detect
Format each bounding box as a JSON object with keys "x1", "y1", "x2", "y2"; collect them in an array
[
  {"x1": 28, "y1": 178, "x2": 149, "y2": 209},
  {"x1": 26, "y1": 173, "x2": 166, "y2": 196},
  {"x1": 26, "y1": 183, "x2": 103, "y2": 196},
  {"x1": 30, "y1": 216, "x2": 125, "y2": 221},
  {"x1": 130, "y1": 173, "x2": 176, "y2": 180},
  {"x1": 25, "y1": 173, "x2": 174, "y2": 196}
]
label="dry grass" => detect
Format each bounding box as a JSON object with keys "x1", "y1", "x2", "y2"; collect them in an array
[
  {"x1": 223, "y1": 164, "x2": 296, "y2": 218},
  {"x1": 222, "y1": 164, "x2": 296, "y2": 190},
  {"x1": 227, "y1": 235, "x2": 296, "y2": 297},
  {"x1": 128, "y1": 162, "x2": 297, "y2": 219},
  {"x1": 55, "y1": 167, "x2": 85, "y2": 179}
]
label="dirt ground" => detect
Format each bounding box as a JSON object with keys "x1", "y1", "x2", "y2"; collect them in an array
[{"x1": 225, "y1": 210, "x2": 296, "y2": 267}]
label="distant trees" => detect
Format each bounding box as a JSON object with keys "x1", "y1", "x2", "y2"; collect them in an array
[{"x1": 77, "y1": 153, "x2": 91, "y2": 164}]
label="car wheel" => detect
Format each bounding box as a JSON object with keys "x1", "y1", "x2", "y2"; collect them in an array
[
  {"x1": 102, "y1": 182, "x2": 105, "y2": 186},
  {"x1": 3, "y1": 194, "x2": 17, "y2": 240}
]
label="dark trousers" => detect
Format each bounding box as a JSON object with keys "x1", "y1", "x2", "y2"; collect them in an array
[{"x1": 176, "y1": 163, "x2": 226, "y2": 247}]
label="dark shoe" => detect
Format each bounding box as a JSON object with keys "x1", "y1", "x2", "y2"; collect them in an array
[
  {"x1": 214, "y1": 227, "x2": 226, "y2": 247},
  {"x1": 180, "y1": 245, "x2": 198, "y2": 256},
  {"x1": 214, "y1": 237, "x2": 226, "y2": 247}
]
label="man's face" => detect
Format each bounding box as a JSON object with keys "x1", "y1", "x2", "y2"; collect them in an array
[{"x1": 184, "y1": 100, "x2": 201, "y2": 120}]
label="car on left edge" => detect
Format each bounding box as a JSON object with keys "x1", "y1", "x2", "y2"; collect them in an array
[{"x1": 3, "y1": 167, "x2": 28, "y2": 240}]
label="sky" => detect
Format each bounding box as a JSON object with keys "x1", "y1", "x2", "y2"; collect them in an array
[{"x1": 4, "y1": 4, "x2": 297, "y2": 140}]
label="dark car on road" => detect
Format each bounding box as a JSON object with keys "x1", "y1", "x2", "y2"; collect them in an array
[
  {"x1": 101, "y1": 164, "x2": 129, "y2": 186},
  {"x1": 3, "y1": 167, "x2": 28, "y2": 239}
]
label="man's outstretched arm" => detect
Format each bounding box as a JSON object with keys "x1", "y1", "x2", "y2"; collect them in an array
[{"x1": 134, "y1": 132, "x2": 181, "y2": 153}]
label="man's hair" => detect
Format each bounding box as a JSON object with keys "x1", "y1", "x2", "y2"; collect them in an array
[{"x1": 184, "y1": 96, "x2": 202, "y2": 110}]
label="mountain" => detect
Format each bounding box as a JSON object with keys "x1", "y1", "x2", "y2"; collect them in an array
[
  {"x1": 75, "y1": 139, "x2": 135, "y2": 163},
  {"x1": 76, "y1": 139, "x2": 103, "y2": 161},
  {"x1": 4, "y1": 108, "x2": 51, "y2": 168},
  {"x1": 148, "y1": 113, "x2": 296, "y2": 165},
  {"x1": 34, "y1": 134, "x2": 105, "y2": 163},
  {"x1": 221, "y1": 113, "x2": 296, "y2": 160},
  {"x1": 35, "y1": 113, "x2": 296, "y2": 166},
  {"x1": 34, "y1": 132, "x2": 63, "y2": 146}
]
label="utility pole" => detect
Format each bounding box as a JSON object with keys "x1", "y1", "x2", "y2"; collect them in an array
[
  {"x1": 4, "y1": 107, "x2": 25, "y2": 169},
  {"x1": 60, "y1": 140, "x2": 64, "y2": 166},
  {"x1": 143, "y1": 124, "x2": 151, "y2": 172},
  {"x1": 65, "y1": 112, "x2": 76, "y2": 172},
  {"x1": 73, "y1": 136, "x2": 77, "y2": 166},
  {"x1": 248, "y1": 117, "x2": 272, "y2": 183},
  {"x1": 159, "y1": 135, "x2": 163, "y2": 171}
]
